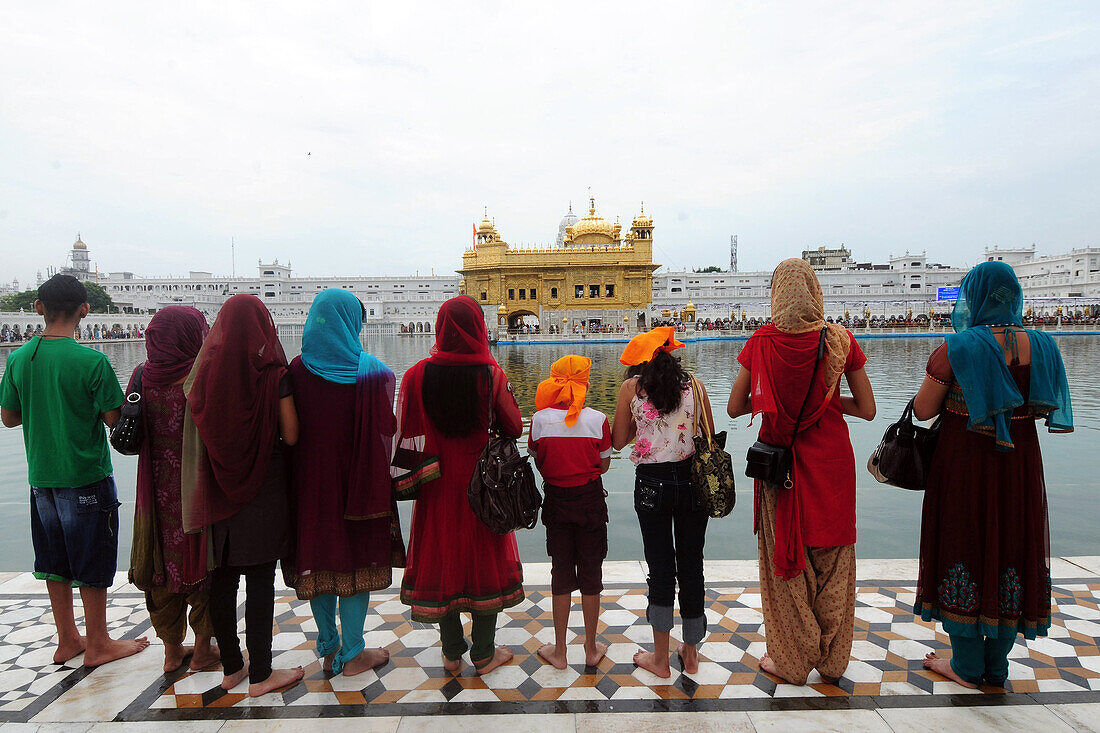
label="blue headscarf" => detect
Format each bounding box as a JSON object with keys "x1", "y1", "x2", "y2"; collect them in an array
[
  {"x1": 302, "y1": 289, "x2": 377, "y2": 384},
  {"x1": 945, "y1": 261, "x2": 1073, "y2": 450}
]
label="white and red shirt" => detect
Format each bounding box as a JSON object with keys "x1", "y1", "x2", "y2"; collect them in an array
[{"x1": 528, "y1": 406, "x2": 612, "y2": 488}]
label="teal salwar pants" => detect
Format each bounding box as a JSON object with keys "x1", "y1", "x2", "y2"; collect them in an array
[
  {"x1": 310, "y1": 592, "x2": 371, "y2": 674},
  {"x1": 438, "y1": 612, "x2": 497, "y2": 667},
  {"x1": 949, "y1": 632, "x2": 1017, "y2": 686}
]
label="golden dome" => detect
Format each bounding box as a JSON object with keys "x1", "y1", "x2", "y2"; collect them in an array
[
  {"x1": 632, "y1": 203, "x2": 652, "y2": 228},
  {"x1": 570, "y1": 197, "x2": 615, "y2": 242},
  {"x1": 497, "y1": 303, "x2": 508, "y2": 314},
  {"x1": 684, "y1": 300, "x2": 696, "y2": 311},
  {"x1": 73, "y1": 234, "x2": 87, "y2": 250},
  {"x1": 477, "y1": 216, "x2": 495, "y2": 233}
]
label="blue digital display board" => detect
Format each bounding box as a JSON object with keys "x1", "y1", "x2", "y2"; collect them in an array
[{"x1": 937, "y1": 286, "x2": 960, "y2": 302}]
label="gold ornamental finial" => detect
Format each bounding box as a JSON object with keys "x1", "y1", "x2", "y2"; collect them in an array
[{"x1": 589, "y1": 195, "x2": 596, "y2": 215}]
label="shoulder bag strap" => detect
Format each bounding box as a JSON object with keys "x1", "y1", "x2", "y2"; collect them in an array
[
  {"x1": 690, "y1": 377, "x2": 713, "y2": 449},
  {"x1": 133, "y1": 362, "x2": 145, "y2": 396},
  {"x1": 486, "y1": 364, "x2": 496, "y2": 435},
  {"x1": 787, "y1": 327, "x2": 827, "y2": 451}
]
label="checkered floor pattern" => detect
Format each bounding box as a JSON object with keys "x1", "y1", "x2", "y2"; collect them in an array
[
  {"x1": 2, "y1": 581, "x2": 1099, "y2": 722},
  {"x1": 0, "y1": 592, "x2": 149, "y2": 720}
]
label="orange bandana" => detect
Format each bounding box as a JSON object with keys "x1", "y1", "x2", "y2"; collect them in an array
[
  {"x1": 535, "y1": 355, "x2": 591, "y2": 427},
  {"x1": 619, "y1": 326, "x2": 685, "y2": 366}
]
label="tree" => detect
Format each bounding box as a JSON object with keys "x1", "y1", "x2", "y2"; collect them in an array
[
  {"x1": 0, "y1": 282, "x2": 115, "y2": 313},
  {"x1": 0, "y1": 290, "x2": 37, "y2": 312},
  {"x1": 85, "y1": 282, "x2": 115, "y2": 313},
  {"x1": 693, "y1": 265, "x2": 724, "y2": 273}
]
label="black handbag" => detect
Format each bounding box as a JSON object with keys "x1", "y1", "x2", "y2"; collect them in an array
[
  {"x1": 109, "y1": 363, "x2": 145, "y2": 456},
  {"x1": 689, "y1": 378, "x2": 736, "y2": 518},
  {"x1": 867, "y1": 398, "x2": 941, "y2": 491},
  {"x1": 745, "y1": 328, "x2": 826, "y2": 489},
  {"x1": 467, "y1": 367, "x2": 542, "y2": 534}
]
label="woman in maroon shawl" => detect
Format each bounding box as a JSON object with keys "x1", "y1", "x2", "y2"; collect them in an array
[
  {"x1": 182, "y1": 294, "x2": 304, "y2": 697},
  {"x1": 287, "y1": 288, "x2": 404, "y2": 677},
  {"x1": 728, "y1": 258, "x2": 876, "y2": 685},
  {"x1": 127, "y1": 306, "x2": 220, "y2": 673},
  {"x1": 394, "y1": 295, "x2": 523, "y2": 675}
]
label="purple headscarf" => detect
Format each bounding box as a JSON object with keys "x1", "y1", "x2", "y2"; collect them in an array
[{"x1": 142, "y1": 306, "x2": 210, "y2": 387}]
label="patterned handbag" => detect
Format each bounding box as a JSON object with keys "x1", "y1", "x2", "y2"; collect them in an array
[{"x1": 689, "y1": 378, "x2": 736, "y2": 518}]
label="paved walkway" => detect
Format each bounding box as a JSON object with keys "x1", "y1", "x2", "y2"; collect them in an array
[{"x1": 1, "y1": 558, "x2": 1099, "y2": 732}]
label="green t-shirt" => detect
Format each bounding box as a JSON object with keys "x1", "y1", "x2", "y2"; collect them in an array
[{"x1": 0, "y1": 337, "x2": 124, "y2": 488}]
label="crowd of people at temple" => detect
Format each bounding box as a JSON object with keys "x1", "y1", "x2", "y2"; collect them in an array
[{"x1": 0, "y1": 260, "x2": 1073, "y2": 696}]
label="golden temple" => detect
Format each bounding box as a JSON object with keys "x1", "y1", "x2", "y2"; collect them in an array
[{"x1": 459, "y1": 198, "x2": 659, "y2": 331}]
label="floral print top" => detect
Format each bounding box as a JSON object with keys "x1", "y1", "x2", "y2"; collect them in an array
[{"x1": 629, "y1": 382, "x2": 696, "y2": 464}]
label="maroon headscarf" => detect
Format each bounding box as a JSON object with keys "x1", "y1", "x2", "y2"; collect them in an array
[
  {"x1": 182, "y1": 294, "x2": 288, "y2": 532},
  {"x1": 428, "y1": 295, "x2": 497, "y2": 366},
  {"x1": 142, "y1": 306, "x2": 209, "y2": 388}
]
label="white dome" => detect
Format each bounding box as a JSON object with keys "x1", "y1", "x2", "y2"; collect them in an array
[{"x1": 555, "y1": 203, "x2": 579, "y2": 247}]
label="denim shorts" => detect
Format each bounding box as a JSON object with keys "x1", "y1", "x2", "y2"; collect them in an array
[{"x1": 30, "y1": 476, "x2": 120, "y2": 589}]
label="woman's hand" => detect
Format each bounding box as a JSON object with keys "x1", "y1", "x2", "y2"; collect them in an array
[
  {"x1": 727, "y1": 367, "x2": 751, "y2": 418},
  {"x1": 279, "y1": 395, "x2": 300, "y2": 446},
  {"x1": 840, "y1": 368, "x2": 876, "y2": 421},
  {"x1": 913, "y1": 375, "x2": 949, "y2": 421},
  {"x1": 611, "y1": 378, "x2": 638, "y2": 451}
]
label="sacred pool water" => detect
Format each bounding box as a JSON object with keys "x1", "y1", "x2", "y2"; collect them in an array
[{"x1": 0, "y1": 335, "x2": 1096, "y2": 570}]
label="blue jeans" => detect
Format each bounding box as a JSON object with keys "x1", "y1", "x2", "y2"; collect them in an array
[{"x1": 30, "y1": 476, "x2": 120, "y2": 589}]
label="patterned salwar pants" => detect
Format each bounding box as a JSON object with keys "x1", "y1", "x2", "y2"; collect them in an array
[{"x1": 757, "y1": 483, "x2": 855, "y2": 685}]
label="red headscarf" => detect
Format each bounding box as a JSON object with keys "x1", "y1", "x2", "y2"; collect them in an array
[
  {"x1": 428, "y1": 295, "x2": 497, "y2": 366},
  {"x1": 182, "y1": 294, "x2": 288, "y2": 532},
  {"x1": 142, "y1": 306, "x2": 209, "y2": 388}
]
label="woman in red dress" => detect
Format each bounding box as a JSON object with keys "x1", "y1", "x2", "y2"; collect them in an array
[
  {"x1": 728, "y1": 258, "x2": 876, "y2": 685},
  {"x1": 394, "y1": 296, "x2": 524, "y2": 675}
]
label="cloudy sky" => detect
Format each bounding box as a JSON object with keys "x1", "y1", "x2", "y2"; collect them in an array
[{"x1": 1, "y1": 2, "x2": 1097, "y2": 285}]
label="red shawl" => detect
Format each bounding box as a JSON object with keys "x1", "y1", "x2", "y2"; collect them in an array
[
  {"x1": 744, "y1": 325, "x2": 837, "y2": 580},
  {"x1": 428, "y1": 295, "x2": 497, "y2": 367},
  {"x1": 142, "y1": 306, "x2": 210, "y2": 388},
  {"x1": 182, "y1": 294, "x2": 287, "y2": 532}
]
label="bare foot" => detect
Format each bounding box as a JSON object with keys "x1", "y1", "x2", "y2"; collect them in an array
[
  {"x1": 189, "y1": 644, "x2": 220, "y2": 672},
  {"x1": 923, "y1": 652, "x2": 978, "y2": 689},
  {"x1": 677, "y1": 643, "x2": 700, "y2": 675},
  {"x1": 163, "y1": 644, "x2": 194, "y2": 673},
  {"x1": 819, "y1": 673, "x2": 841, "y2": 685},
  {"x1": 83, "y1": 636, "x2": 150, "y2": 667},
  {"x1": 442, "y1": 654, "x2": 462, "y2": 673},
  {"x1": 248, "y1": 666, "x2": 304, "y2": 697},
  {"x1": 474, "y1": 646, "x2": 513, "y2": 675},
  {"x1": 537, "y1": 643, "x2": 568, "y2": 670},
  {"x1": 342, "y1": 647, "x2": 390, "y2": 677},
  {"x1": 584, "y1": 640, "x2": 608, "y2": 668},
  {"x1": 53, "y1": 634, "x2": 86, "y2": 664},
  {"x1": 221, "y1": 662, "x2": 249, "y2": 690},
  {"x1": 758, "y1": 652, "x2": 798, "y2": 684},
  {"x1": 322, "y1": 652, "x2": 336, "y2": 673},
  {"x1": 633, "y1": 649, "x2": 671, "y2": 679}
]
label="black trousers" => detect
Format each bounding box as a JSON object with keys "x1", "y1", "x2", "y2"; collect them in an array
[
  {"x1": 209, "y1": 561, "x2": 276, "y2": 685},
  {"x1": 634, "y1": 459, "x2": 709, "y2": 644}
]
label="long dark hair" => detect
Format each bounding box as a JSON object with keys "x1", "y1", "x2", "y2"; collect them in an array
[
  {"x1": 626, "y1": 350, "x2": 689, "y2": 415},
  {"x1": 422, "y1": 363, "x2": 491, "y2": 438}
]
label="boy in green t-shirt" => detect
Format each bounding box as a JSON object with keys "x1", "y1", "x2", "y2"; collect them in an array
[{"x1": 0, "y1": 275, "x2": 149, "y2": 666}]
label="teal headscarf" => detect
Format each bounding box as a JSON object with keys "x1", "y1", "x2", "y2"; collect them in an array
[
  {"x1": 945, "y1": 261, "x2": 1073, "y2": 450},
  {"x1": 302, "y1": 289, "x2": 380, "y2": 384}
]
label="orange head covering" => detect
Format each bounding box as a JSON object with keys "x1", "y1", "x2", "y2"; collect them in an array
[
  {"x1": 535, "y1": 355, "x2": 591, "y2": 427},
  {"x1": 619, "y1": 326, "x2": 685, "y2": 366}
]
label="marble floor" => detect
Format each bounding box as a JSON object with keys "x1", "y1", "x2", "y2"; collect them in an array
[{"x1": 1, "y1": 558, "x2": 1099, "y2": 732}]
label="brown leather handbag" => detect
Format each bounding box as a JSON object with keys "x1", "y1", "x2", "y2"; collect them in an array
[{"x1": 467, "y1": 368, "x2": 542, "y2": 534}]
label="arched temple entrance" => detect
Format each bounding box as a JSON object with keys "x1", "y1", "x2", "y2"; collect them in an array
[{"x1": 506, "y1": 310, "x2": 539, "y2": 333}]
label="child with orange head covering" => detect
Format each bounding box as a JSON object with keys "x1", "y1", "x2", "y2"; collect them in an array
[{"x1": 528, "y1": 354, "x2": 612, "y2": 669}]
